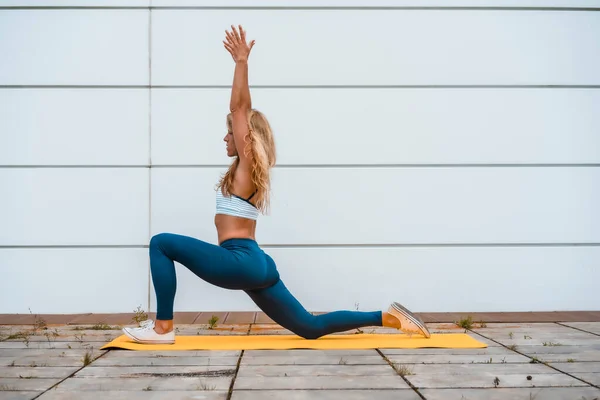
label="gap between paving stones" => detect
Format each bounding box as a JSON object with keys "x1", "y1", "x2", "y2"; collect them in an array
[
  {"x1": 376, "y1": 348, "x2": 426, "y2": 400},
  {"x1": 465, "y1": 322, "x2": 600, "y2": 390},
  {"x1": 226, "y1": 324, "x2": 251, "y2": 400},
  {"x1": 27, "y1": 348, "x2": 110, "y2": 400}
]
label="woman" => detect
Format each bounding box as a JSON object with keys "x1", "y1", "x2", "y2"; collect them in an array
[{"x1": 123, "y1": 25, "x2": 431, "y2": 344}]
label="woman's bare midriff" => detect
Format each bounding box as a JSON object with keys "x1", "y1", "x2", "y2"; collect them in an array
[{"x1": 215, "y1": 213, "x2": 257, "y2": 244}]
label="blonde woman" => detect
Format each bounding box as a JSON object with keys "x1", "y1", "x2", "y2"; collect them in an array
[{"x1": 123, "y1": 25, "x2": 431, "y2": 344}]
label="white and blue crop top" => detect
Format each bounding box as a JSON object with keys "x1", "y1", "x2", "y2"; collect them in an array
[{"x1": 216, "y1": 189, "x2": 259, "y2": 220}]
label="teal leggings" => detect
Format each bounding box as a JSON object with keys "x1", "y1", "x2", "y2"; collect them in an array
[{"x1": 149, "y1": 233, "x2": 382, "y2": 339}]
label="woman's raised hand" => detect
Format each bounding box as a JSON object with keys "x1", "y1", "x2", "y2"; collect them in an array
[{"x1": 223, "y1": 25, "x2": 255, "y2": 63}]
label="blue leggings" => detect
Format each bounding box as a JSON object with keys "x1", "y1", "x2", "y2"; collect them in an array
[{"x1": 149, "y1": 233, "x2": 382, "y2": 339}]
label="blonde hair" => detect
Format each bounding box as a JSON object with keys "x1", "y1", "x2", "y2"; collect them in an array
[{"x1": 217, "y1": 109, "x2": 276, "y2": 213}]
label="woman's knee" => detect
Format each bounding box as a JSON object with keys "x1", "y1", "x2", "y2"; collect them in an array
[{"x1": 150, "y1": 232, "x2": 174, "y2": 248}]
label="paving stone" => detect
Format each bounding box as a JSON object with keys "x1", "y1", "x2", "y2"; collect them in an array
[
  {"x1": 549, "y1": 361, "x2": 600, "y2": 373},
  {"x1": 233, "y1": 375, "x2": 409, "y2": 390},
  {"x1": 231, "y1": 389, "x2": 420, "y2": 399},
  {"x1": 0, "y1": 349, "x2": 105, "y2": 358},
  {"x1": 385, "y1": 354, "x2": 529, "y2": 364},
  {"x1": 561, "y1": 322, "x2": 600, "y2": 336},
  {"x1": 572, "y1": 373, "x2": 600, "y2": 386},
  {"x1": 37, "y1": 391, "x2": 229, "y2": 400},
  {"x1": 380, "y1": 347, "x2": 516, "y2": 356},
  {"x1": 421, "y1": 387, "x2": 600, "y2": 399},
  {"x1": 53, "y1": 376, "x2": 232, "y2": 391},
  {"x1": 0, "y1": 391, "x2": 42, "y2": 400},
  {"x1": 0, "y1": 353, "x2": 102, "y2": 368},
  {"x1": 514, "y1": 344, "x2": 600, "y2": 355},
  {"x1": 0, "y1": 378, "x2": 63, "y2": 391},
  {"x1": 0, "y1": 366, "x2": 78, "y2": 378},
  {"x1": 240, "y1": 355, "x2": 386, "y2": 366},
  {"x1": 244, "y1": 350, "x2": 378, "y2": 357},
  {"x1": 92, "y1": 355, "x2": 239, "y2": 367},
  {"x1": 107, "y1": 350, "x2": 240, "y2": 358},
  {"x1": 403, "y1": 363, "x2": 587, "y2": 389},
  {"x1": 74, "y1": 365, "x2": 236, "y2": 378},
  {"x1": 237, "y1": 365, "x2": 396, "y2": 377}
]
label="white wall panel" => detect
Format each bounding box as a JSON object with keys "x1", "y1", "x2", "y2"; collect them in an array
[
  {"x1": 0, "y1": 10, "x2": 148, "y2": 85},
  {"x1": 0, "y1": 249, "x2": 148, "y2": 314},
  {"x1": 151, "y1": 88, "x2": 600, "y2": 165},
  {"x1": 0, "y1": 168, "x2": 149, "y2": 246},
  {"x1": 152, "y1": 10, "x2": 600, "y2": 85},
  {"x1": 0, "y1": 89, "x2": 149, "y2": 165},
  {"x1": 151, "y1": 167, "x2": 600, "y2": 245},
  {"x1": 0, "y1": 0, "x2": 148, "y2": 5},
  {"x1": 150, "y1": 246, "x2": 600, "y2": 313},
  {"x1": 152, "y1": 1, "x2": 600, "y2": 7}
]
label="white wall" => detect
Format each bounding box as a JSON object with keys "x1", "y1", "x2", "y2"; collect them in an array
[{"x1": 1, "y1": 0, "x2": 599, "y2": 315}]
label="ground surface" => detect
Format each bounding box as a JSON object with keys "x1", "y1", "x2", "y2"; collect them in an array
[{"x1": 1, "y1": 314, "x2": 600, "y2": 399}]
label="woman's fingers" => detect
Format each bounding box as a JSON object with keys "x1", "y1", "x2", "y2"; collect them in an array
[
  {"x1": 239, "y1": 25, "x2": 246, "y2": 43},
  {"x1": 231, "y1": 25, "x2": 241, "y2": 43}
]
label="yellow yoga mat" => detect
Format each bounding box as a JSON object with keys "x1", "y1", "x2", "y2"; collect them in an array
[{"x1": 101, "y1": 333, "x2": 487, "y2": 351}]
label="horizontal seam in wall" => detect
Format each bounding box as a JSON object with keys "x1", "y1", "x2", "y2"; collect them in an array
[
  {"x1": 1, "y1": 6, "x2": 599, "y2": 11},
  {"x1": 1, "y1": 85, "x2": 600, "y2": 89},
  {"x1": 1, "y1": 243, "x2": 599, "y2": 249},
  {"x1": 1, "y1": 164, "x2": 599, "y2": 168}
]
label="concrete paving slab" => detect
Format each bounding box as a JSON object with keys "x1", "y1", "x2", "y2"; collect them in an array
[
  {"x1": 0, "y1": 391, "x2": 42, "y2": 400},
  {"x1": 0, "y1": 341, "x2": 100, "y2": 350},
  {"x1": 92, "y1": 356, "x2": 240, "y2": 367},
  {"x1": 240, "y1": 355, "x2": 387, "y2": 366},
  {"x1": 74, "y1": 365, "x2": 236, "y2": 378},
  {"x1": 37, "y1": 391, "x2": 229, "y2": 400},
  {"x1": 53, "y1": 376, "x2": 232, "y2": 391},
  {"x1": 516, "y1": 344, "x2": 600, "y2": 354},
  {"x1": 237, "y1": 365, "x2": 396, "y2": 377},
  {"x1": 244, "y1": 350, "x2": 378, "y2": 357},
  {"x1": 421, "y1": 387, "x2": 600, "y2": 400},
  {"x1": 0, "y1": 356, "x2": 95, "y2": 368},
  {"x1": 385, "y1": 354, "x2": 530, "y2": 364},
  {"x1": 405, "y1": 368, "x2": 587, "y2": 389},
  {"x1": 561, "y1": 322, "x2": 600, "y2": 336},
  {"x1": 380, "y1": 347, "x2": 516, "y2": 356},
  {"x1": 0, "y1": 366, "x2": 78, "y2": 378},
  {"x1": 106, "y1": 350, "x2": 241, "y2": 358},
  {"x1": 0, "y1": 378, "x2": 63, "y2": 391},
  {"x1": 550, "y1": 361, "x2": 600, "y2": 373},
  {"x1": 231, "y1": 389, "x2": 421, "y2": 399},
  {"x1": 572, "y1": 373, "x2": 600, "y2": 386},
  {"x1": 0, "y1": 349, "x2": 105, "y2": 358},
  {"x1": 529, "y1": 352, "x2": 600, "y2": 363},
  {"x1": 233, "y1": 375, "x2": 409, "y2": 390}
]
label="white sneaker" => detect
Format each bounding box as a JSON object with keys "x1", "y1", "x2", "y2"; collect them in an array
[
  {"x1": 388, "y1": 302, "x2": 432, "y2": 338},
  {"x1": 122, "y1": 319, "x2": 175, "y2": 344}
]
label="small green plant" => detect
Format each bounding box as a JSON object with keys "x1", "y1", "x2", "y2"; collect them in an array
[
  {"x1": 74, "y1": 333, "x2": 85, "y2": 344},
  {"x1": 530, "y1": 357, "x2": 540, "y2": 364},
  {"x1": 30, "y1": 308, "x2": 47, "y2": 332},
  {"x1": 478, "y1": 320, "x2": 487, "y2": 328},
  {"x1": 524, "y1": 335, "x2": 532, "y2": 339},
  {"x1": 132, "y1": 305, "x2": 148, "y2": 325},
  {"x1": 493, "y1": 376, "x2": 500, "y2": 388},
  {"x1": 8, "y1": 360, "x2": 15, "y2": 367},
  {"x1": 485, "y1": 357, "x2": 493, "y2": 364},
  {"x1": 507, "y1": 344, "x2": 518, "y2": 351},
  {"x1": 338, "y1": 357, "x2": 347, "y2": 365},
  {"x1": 393, "y1": 363, "x2": 414, "y2": 376},
  {"x1": 542, "y1": 341, "x2": 562, "y2": 346},
  {"x1": 567, "y1": 358, "x2": 575, "y2": 363},
  {"x1": 509, "y1": 332, "x2": 514, "y2": 339},
  {"x1": 82, "y1": 349, "x2": 94, "y2": 366},
  {"x1": 208, "y1": 315, "x2": 219, "y2": 329},
  {"x1": 143, "y1": 386, "x2": 152, "y2": 391},
  {"x1": 456, "y1": 315, "x2": 473, "y2": 330},
  {"x1": 197, "y1": 382, "x2": 216, "y2": 390}
]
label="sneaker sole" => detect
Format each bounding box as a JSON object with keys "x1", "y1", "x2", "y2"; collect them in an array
[
  {"x1": 122, "y1": 328, "x2": 175, "y2": 345},
  {"x1": 390, "y1": 302, "x2": 431, "y2": 338}
]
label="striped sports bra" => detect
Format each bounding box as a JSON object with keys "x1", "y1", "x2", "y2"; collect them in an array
[{"x1": 216, "y1": 189, "x2": 259, "y2": 220}]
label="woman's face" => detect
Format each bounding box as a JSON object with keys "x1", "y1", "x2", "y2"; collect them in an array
[{"x1": 223, "y1": 130, "x2": 237, "y2": 157}]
